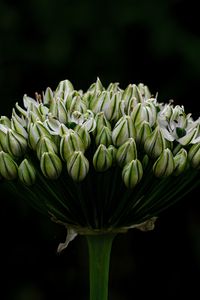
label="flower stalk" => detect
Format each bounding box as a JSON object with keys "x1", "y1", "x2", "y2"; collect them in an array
[{"x1": 86, "y1": 233, "x2": 116, "y2": 300}]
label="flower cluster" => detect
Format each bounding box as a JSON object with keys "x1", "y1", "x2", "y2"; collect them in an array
[{"x1": 0, "y1": 78, "x2": 200, "y2": 232}]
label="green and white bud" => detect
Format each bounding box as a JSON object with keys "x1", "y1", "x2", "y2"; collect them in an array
[
  {"x1": 178, "y1": 126, "x2": 198, "y2": 145},
  {"x1": 67, "y1": 151, "x2": 89, "y2": 182},
  {"x1": 49, "y1": 98, "x2": 68, "y2": 124},
  {"x1": 95, "y1": 126, "x2": 112, "y2": 147},
  {"x1": 112, "y1": 115, "x2": 136, "y2": 147},
  {"x1": 55, "y1": 79, "x2": 74, "y2": 99},
  {"x1": 28, "y1": 121, "x2": 51, "y2": 150},
  {"x1": 108, "y1": 145, "x2": 117, "y2": 164},
  {"x1": 0, "y1": 124, "x2": 8, "y2": 152},
  {"x1": 60, "y1": 130, "x2": 85, "y2": 161},
  {"x1": 75, "y1": 124, "x2": 91, "y2": 149},
  {"x1": 69, "y1": 95, "x2": 87, "y2": 114},
  {"x1": 135, "y1": 121, "x2": 151, "y2": 146},
  {"x1": 116, "y1": 138, "x2": 137, "y2": 167},
  {"x1": 93, "y1": 144, "x2": 112, "y2": 172},
  {"x1": 94, "y1": 112, "x2": 111, "y2": 135},
  {"x1": 153, "y1": 148, "x2": 174, "y2": 177},
  {"x1": 36, "y1": 136, "x2": 58, "y2": 159},
  {"x1": 144, "y1": 127, "x2": 166, "y2": 158},
  {"x1": 6, "y1": 129, "x2": 27, "y2": 157},
  {"x1": 11, "y1": 116, "x2": 28, "y2": 138},
  {"x1": 122, "y1": 159, "x2": 143, "y2": 189},
  {"x1": 0, "y1": 151, "x2": 18, "y2": 180},
  {"x1": 40, "y1": 152, "x2": 62, "y2": 180},
  {"x1": 18, "y1": 159, "x2": 36, "y2": 186},
  {"x1": 188, "y1": 143, "x2": 200, "y2": 169},
  {"x1": 102, "y1": 92, "x2": 120, "y2": 122},
  {"x1": 43, "y1": 87, "x2": 54, "y2": 106},
  {"x1": 173, "y1": 148, "x2": 188, "y2": 175},
  {"x1": 0, "y1": 116, "x2": 11, "y2": 127}
]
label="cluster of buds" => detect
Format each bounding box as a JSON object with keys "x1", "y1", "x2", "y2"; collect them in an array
[{"x1": 1, "y1": 78, "x2": 200, "y2": 229}]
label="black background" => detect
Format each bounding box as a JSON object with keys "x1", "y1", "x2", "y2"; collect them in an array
[{"x1": 1, "y1": 0, "x2": 200, "y2": 299}]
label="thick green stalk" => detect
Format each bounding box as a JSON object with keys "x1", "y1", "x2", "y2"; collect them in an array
[{"x1": 86, "y1": 233, "x2": 116, "y2": 300}]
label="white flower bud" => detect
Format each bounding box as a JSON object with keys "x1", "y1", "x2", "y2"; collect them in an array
[
  {"x1": 28, "y1": 121, "x2": 51, "y2": 150},
  {"x1": 0, "y1": 116, "x2": 11, "y2": 127},
  {"x1": 60, "y1": 130, "x2": 85, "y2": 161},
  {"x1": 153, "y1": 148, "x2": 174, "y2": 177},
  {"x1": 6, "y1": 129, "x2": 28, "y2": 157},
  {"x1": 43, "y1": 87, "x2": 54, "y2": 105},
  {"x1": 144, "y1": 127, "x2": 166, "y2": 158},
  {"x1": 116, "y1": 138, "x2": 137, "y2": 167},
  {"x1": 188, "y1": 143, "x2": 200, "y2": 169},
  {"x1": 75, "y1": 125, "x2": 91, "y2": 149},
  {"x1": 18, "y1": 159, "x2": 36, "y2": 186},
  {"x1": 40, "y1": 152, "x2": 62, "y2": 179},
  {"x1": 135, "y1": 121, "x2": 151, "y2": 146},
  {"x1": 94, "y1": 112, "x2": 111, "y2": 135},
  {"x1": 0, "y1": 151, "x2": 18, "y2": 180},
  {"x1": 107, "y1": 145, "x2": 117, "y2": 163},
  {"x1": 55, "y1": 79, "x2": 74, "y2": 99},
  {"x1": 0, "y1": 124, "x2": 9, "y2": 152},
  {"x1": 122, "y1": 159, "x2": 143, "y2": 189},
  {"x1": 95, "y1": 126, "x2": 112, "y2": 147},
  {"x1": 49, "y1": 98, "x2": 68, "y2": 124},
  {"x1": 67, "y1": 151, "x2": 89, "y2": 182},
  {"x1": 11, "y1": 116, "x2": 28, "y2": 138},
  {"x1": 112, "y1": 115, "x2": 136, "y2": 147},
  {"x1": 93, "y1": 144, "x2": 112, "y2": 172},
  {"x1": 173, "y1": 148, "x2": 188, "y2": 175},
  {"x1": 36, "y1": 136, "x2": 58, "y2": 159},
  {"x1": 69, "y1": 95, "x2": 87, "y2": 114}
]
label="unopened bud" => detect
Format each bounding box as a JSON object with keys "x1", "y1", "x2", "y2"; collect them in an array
[
  {"x1": 144, "y1": 127, "x2": 166, "y2": 158},
  {"x1": 93, "y1": 144, "x2": 112, "y2": 172},
  {"x1": 95, "y1": 126, "x2": 112, "y2": 146},
  {"x1": 112, "y1": 115, "x2": 136, "y2": 147},
  {"x1": 11, "y1": 116, "x2": 28, "y2": 138},
  {"x1": 0, "y1": 116, "x2": 11, "y2": 127},
  {"x1": 40, "y1": 152, "x2": 62, "y2": 179},
  {"x1": 67, "y1": 151, "x2": 89, "y2": 182},
  {"x1": 75, "y1": 125, "x2": 91, "y2": 149},
  {"x1": 60, "y1": 130, "x2": 85, "y2": 161},
  {"x1": 173, "y1": 148, "x2": 188, "y2": 175},
  {"x1": 122, "y1": 159, "x2": 143, "y2": 189},
  {"x1": 18, "y1": 159, "x2": 36, "y2": 186},
  {"x1": 36, "y1": 136, "x2": 58, "y2": 159},
  {"x1": 116, "y1": 138, "x2": 137, "y2": 167},
  {"x1": 188, "y1": 143, "x2": 200, "y2": 169},
  {"x1": 94, "y1": 112, "x2": 111, "y2": 135},
  {"x1": 49, "y1": 99, "x2": 68, "y2": 124},
  {"x1": 55, "y1": 79, "x2": 74, "y2": 99},
  {"x1": 135, "y1": 121, "x2": 151, "y2": 146},
  {"x1": 108, "y1": 145, "x2": 117, "y2": 163},
  {"x1": 0, "y1": 151, "x2": 18, "y2": 180},
  {"x1": 28, "y1": 121, "x2": 51, "y2": 150},
  {"x1": 153, "y1": 148, "x2": 174, "y2": 177},
  {"x1": 6, "y1": 129, "x2": 27, "y2": 157}
]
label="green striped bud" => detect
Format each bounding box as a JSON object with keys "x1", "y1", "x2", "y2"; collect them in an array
[
  {"x1": 0, "y1": 124, "x2": 8, "y2": 152},
  {"x1": 108, "y1": 145, "x2": 117, "y2": 164},
  {"x1": 89, "y1": 91, "x2": 107, "y2": 114},
  {"x1": 6, "y1": 129, "x2": 27, "y2": 157},
  {"x1": 173, "y1": 148, "x2": 187, "y2": 175},
  {"x1": 95, "y1": 126, "x2": 112, "y2": 146},
  {"x1": 60, "y1": 130, "x2": 85, "y2": 161},
  {"x1": 144, "y1": 127, "x2": 166, "y2": 158},
  {"x1": 49, "y1": 99, "x2": 68, "y2": 124},
  {"x1": 28, "y1": 121, "x2": 51, "y2": 150},
  {"x1": 55, "y1": 79, "x2": 74, "y2": 99},
  {"x1": 40, "y1": 152, "x2": 62, "y2": 179},
  {"x1": 11, "y1": 116, "x2": 28, "y2": 138},
  {"x1": 0, "y1": 116, "x2": 11, "y2": 127},
  {"x1": 69, "y1": 95, "x2": 87, "y2": 114},
  {"x1": 102, "y1": 92, "x2": 120, "y2": 121},
  {"x1": 67, "y1": 151, "x2": 89, "y2": 182},
  {"x1": 116, "y1": 138, "x2": 137, "y2": 167},
  {"x1": 43, "y1": 87, "x2": 54, "y2": 105},
  {"x1": 112, "y1": 115, "x2": 136, "y2": 147},
  {"x1": 0, "y1": 151, "x2": 18, "y2": 180},
  {"x1": 18, "y1": 159, "x2": 36, "y2": 186},
  {"x1": 93, "y1": 144, "x2": 112, "y2": 172},
  {"x1": 94, "y1": 112, "x2": 111, "y2": 135},
  {"x1": 178, "y1": 126, "x2": 198, "y2": 145},
  {"x1": 36, "y1": 136, "x2": 58, "y2": 159},
  {"x1": 74, "y1": 124, "x2": 91, "y2": 149},
  {"x1": 153, "y1": 148, "x2": 174, "y2": 177},
  {"x1": 135, "y1": 121, "x2": 151, "y2": 146},
  {"x1": 188, "y1": 143, "x2": 200, "y2": 169},
  {"x1": 122, "y1": 159, "x2": 143, "y2": 189}
]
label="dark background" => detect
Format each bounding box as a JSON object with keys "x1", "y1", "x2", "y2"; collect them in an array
[{"x1": 1, "y1": 0, "x2": 200, "y2": 299}]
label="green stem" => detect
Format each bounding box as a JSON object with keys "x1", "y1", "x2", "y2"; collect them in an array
[{"x1": 86, "y1": 233, "x2": 116, "y2": 300}]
